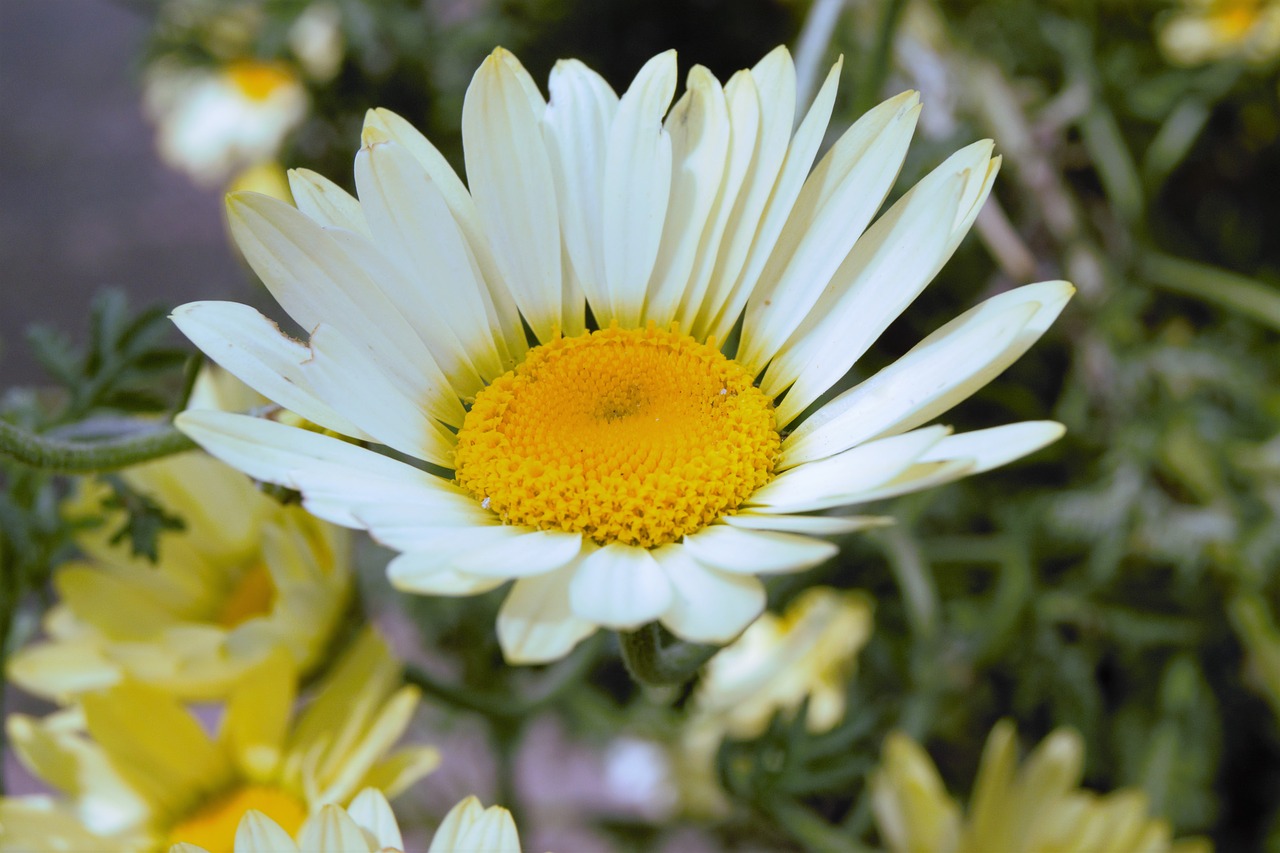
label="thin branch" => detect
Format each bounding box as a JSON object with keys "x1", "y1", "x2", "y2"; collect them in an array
[{"x1": 0, "y1": 420, "x2": 196, "y2": 474}]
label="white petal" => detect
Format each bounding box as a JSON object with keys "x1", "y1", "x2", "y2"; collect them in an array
[
  {"x1": 450, "y1": 529, "x2": 583, "y2": 578},
  {"x1": 752, "y1": 426, "x2": 950, "y2": 513},
  {"x1": 763, "y1": 141, "x2": 1001, "y2": 423},
  {"x1": 497, "y1": 561, "x2": 598, "y2": 664},
  {"x1": 171, "y1": 301, "x2": 372, "y2": 440},
  {"x1": 568, "y1": 544, "x2": 673, "y2": 629},
  {"x1": 700, "y1": 56, "x2": 842, "y2": 344},
  {"x1": 673, "y1": 68, "x2": 759, "y2": 331},
  {"x1": 826, "y1": 458, "x2": 975, "y2": 505},
  {"x1": 302, "y1": 323, "x2": 457, "y2": 466},
  {"x1": 681, "y1": 526, "x2": 838, "y2": 575},
  {"x1": 226, "y1": 193, "x2": 466, "y2": 425},
  {"x1": 602, "y1": 50, "x2": 677, "y2": 327},
  {"x1": 429, "y1": 798, "x2": 520, "y2": 853},
  {"x1": 644, "y1": 65, "x2": 730, "y2": 327},
  {"x1": 921, "y1": 421, "x2": 1065, "y2": 473},
  {"x1": 542, "y1": 59, "x2": 618, "y2": 315},
  {"x1": 236, "y1": 810, "x2": 301, "y2": 853},
  {"x1": 690, "y1": 47, "x2": 796, "y2": 340},
  {"x1": 737, "y1": 91, "x2": 921, "y2": 372},
  {"x1": 654, "y1": 544, "x2": 764, "y2": 644},
  {"x1": 462, "y1": 48, "x2": 563, "y2": 343},
  {"x1": 723, "y1": 513, "x2": 894, "y2": 535},
  {"x1": 778, "y1": 292, "x2": 1039, "y2": 468},
  {"x1": 347, "y1": 789, "x2": 403, "y2": 852},
  {"x1": 364, "y1": 108, "x2": 527, "y2": 362},
  {"x1": 297, "y1": 805, "x2": 373, "y2": 853},
  {"x1": 288, "y1": 168, "x2": 371, "y2": 237},
  {"x1": 387, "y1": 553, "x2": 507, "y2": 596},
  {"x1": 174, "y1": 410, "x2": 450, "y2": 528}
]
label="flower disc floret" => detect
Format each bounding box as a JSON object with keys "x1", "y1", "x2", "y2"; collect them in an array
[{"x1": 454, "y1": 325, "x2": 780, "y2": 548}]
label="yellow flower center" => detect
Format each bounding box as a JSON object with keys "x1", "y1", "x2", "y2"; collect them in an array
[
  {"x1": 224, "y1": 60, "x2": 296, "y2": 102},
  {"x1": 454, "y1": 325, "x2": 780, "y2": 548},
  {"x1": 167, "y1": 785, "x2": 306, "y2": 850},
  {"x1": 217, "y1": 562, "x2": 276, "y2": 627},
  {"x1": 1213, "y1": 0, "x2": 1261, "y2": 37}
]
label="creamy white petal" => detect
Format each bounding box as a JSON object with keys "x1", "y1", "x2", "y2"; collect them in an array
[
  {"x1": 288, "y1": 168, "x2": 371, "y2": 237},
  {"x1": 387, "y1": 553, "x2": 507, "y2": 596},
  {"x1": 449, "y1": 529, "x2": 583, "y2": 578},
  {"x1": 497, "y1": 561, "x2": 598, "y2": 664},
  {"x1": 356, "y1": 133, "x2": 507, "y2": 386},
  {"x1": 364, "y1": 108, "x2": 527, "y2": 362},
  {"x1": 722, "y1": 513, "x2": 894, "y2": 535},
  {"x1": 302, "y1": 323, "x2": 457, "y2": 466},
  {"x1": 737, "y1": 91, "x2": 921, "y2": 372},
  {"x1": 347, "y1": 789, "x2": 404, "y2": 852},
  {"x1": 602, "y1": 49, "x2": 677, "y2": 327},
  {"x1": 569, "y1": 544, "x2": 673, "y2": 629},
  {"x1": 673, "y1": 68, "x2": 759, "y2": 331},
  {"x1": 752, "y1": 426, "x2": 951, "y2": 512},
  {"x1": 542, "y1": 59, "x2": 618, "y2": 313},
  {"x1": 297, "y1": 804, "x2": 372, "y2": 853},
  {"x1": 171, "y1": 301, "x2": 372, "y2": 440},
  {"x1": 780, "y1": 300, "x2": 1033, "y2": 468},
  {"x1": 690, "y1": 47, "x2": 796, "y2": 340},
  {"x1": 429, "y1": 798, "x2": 520, "y2": 853},
  {"x1": 462, "y1": 48, "x2": 563, "y2": 343},
  {"x1": 764, "y1": 142, "x2": 1001, "y2": 423},
  {"x1": 681, "y1": 526, "x2": 838, "y2": 574},
  {"x1": 824, "y1": 458, "x2": 975, "y2": 506},
  {"x1": 226, "y1": 193, "x2": 466, "y2": 424},
  {"x1": 236, "y1": 810, "x2": 301, "y2": 853},
  {"x1": 701, "y1": 56, "x2": 842, "y2": 344},
  {"x1": 654, "y1": 544, "x2": 764, "y2": 643},
  {"x1": 921, "y1": 421, "x2": 1065, "y2": 474},
  {"x1": 644, "y1": 65, "x2": 730, "y2": 327}
]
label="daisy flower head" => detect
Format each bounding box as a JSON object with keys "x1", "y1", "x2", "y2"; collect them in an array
[
  {"x1": 0, "y1": 631, "x2": 438, "y2": 852},
  {"x1": 173, "y1": 45, "x2": 1072, "y2": 665},
  {"x1": 6, "y1": 368, "x2": 352, "y2": 704},
  {"x1": 1158, "y1": 0, "x2": 1280, "y2": 65},
  {"x1": 872, "y1": 720, "x2": 1210, "y2": 853}
]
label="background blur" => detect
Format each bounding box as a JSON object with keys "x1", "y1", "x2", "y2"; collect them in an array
[{"x1": 7, "y1": 0, "x2": 1280, "y2": 849}]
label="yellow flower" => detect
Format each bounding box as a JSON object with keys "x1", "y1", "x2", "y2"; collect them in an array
[
  {"x1": 1158, "y1": 0, "x2": 1280, "y2": 65},
  {"x1": 0, "y1": 631, "x2": 439, "y2": 853},
  {"x1": 172, "y1": 45, "x2": 1071, "y2": 665},
  {"x1": 8, "y1": 371, "x2": 351, "y2": 703},
  {"x1": 167, "y1": 790, "x2": 519, "y2": 853},
  {"x1": 144, "y1": 58, "x2": 308, "y2": 187},
  {"x1": 871, "y1": 720, "x2": 1211, "y2": 853},
  {"x1": 676, "y1": 588, "x2": 873, "y2": 815}
]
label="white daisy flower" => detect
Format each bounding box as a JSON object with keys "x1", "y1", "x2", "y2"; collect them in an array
[{"x1": 172, "y1": 45, "x2": 1072, "y2": 665}]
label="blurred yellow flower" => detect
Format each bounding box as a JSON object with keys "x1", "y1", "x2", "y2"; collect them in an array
[
  {"x1": 167, "y1": 790, "x2": 520, "y2": 853},
  {"x1": 871, "y1": 720, "x2": 1211, "y2": 853},
  {"x1": 677, "y1": 587, "x2": 873, "y2": 815},
  {"x1": 1159, "y1": 0, "x2": 1280, "y2": 65},
  {"x1": 0, "y1": 631, "x2": 439, "y2": 853},
  {"x1": 144, "y1": 57, "x2": 307, "y2": 186},
  {"x1": 8, "y1": 371, "x2": 351, "y2": 702}
]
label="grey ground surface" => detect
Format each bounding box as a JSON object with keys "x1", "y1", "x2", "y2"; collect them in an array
[{"x1": 0, "y1": 0, "x2": 243, "y2": 386}]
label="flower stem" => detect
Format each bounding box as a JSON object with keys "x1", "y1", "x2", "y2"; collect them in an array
[
  {"x1": 618, "y1": 622, "x2": 721, "y2": 687},
  {"x1": 0, "y1": 419, "x2": 196, "y2": 473}
]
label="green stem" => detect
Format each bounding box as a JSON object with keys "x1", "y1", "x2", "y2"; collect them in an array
[
  {"x1": 881, "y1": 526, "x2": 937, "y2": 639},
  {"x1": 0, "y1": 419, "x2": 196, "y2": 473},
  {"x1": 857, "y1": 0, "x2": 908, "y2": 115},
  {"x1": 768, "y1": 799, "x2": 869, "y2": 853},
  {"x1": 1140, "y1": 251, "x2": 1280, "y2": 333},
  {"x1": 618, "y1": 622, "x2": 721, "y2": 687}
]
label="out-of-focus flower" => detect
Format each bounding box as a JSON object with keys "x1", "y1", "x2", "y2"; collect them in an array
[
  {"x1": 871, "y1": 720, "x2": 1212, "y2": 853},
  {"x1": 677, "y1": 588, "x2": 873, "y2": 815},
  {"x1": 0, "y1": 632, "x2": 439, "y2": 853},
  {"x1": 168, "y1": 791, "x2": 520, "y2": 853},
  {"x1": 144, "y1": 58, "x2": 307, "y2": 187},
  {"x1": 229, "y1": 161, "x2": 294, "y2": 203},
  {"x1": 1158, "y1": 0, "x2": 1280, "y2": 65},
  {"x1": 288, "y1": 3, "x2": 345, "y2": 83},
  {"x1": 7, "y1": 370, "x2": 351, "y2": 704},
  {"x1": 172, "y1": 44, "x2": 1071, "y2": 665}
]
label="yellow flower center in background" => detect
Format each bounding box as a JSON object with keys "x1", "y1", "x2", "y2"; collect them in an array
[
  {"x1": 224, "y1": 60, "x2": 296, "y2": 102},
  {"x1": 168, "y1": 785, "x2": 306, "y2": 850},
  {"x1": 1212, "y1": 0, "x2": 1262, "y2": 38},
  {"x1": 217, "y1": 562, "x2": 276, "y2": 627},
  {"x1": 454, "y1": 325, "x2": 780, "y2": 548}
]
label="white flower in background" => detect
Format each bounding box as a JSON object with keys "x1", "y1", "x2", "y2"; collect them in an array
[
  {"x1": 1159, "y1": 0, "x2": 1280, "y2": 65},
  {"x1": 172, "y1": 45, "x2": 1072, "y2": 665},
  {"x1": 144, "y1": 58, "x2": 307, "y2": 187},
  {"x1": 288, "y1": 2, "x2": 345, "y2": 82}
]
